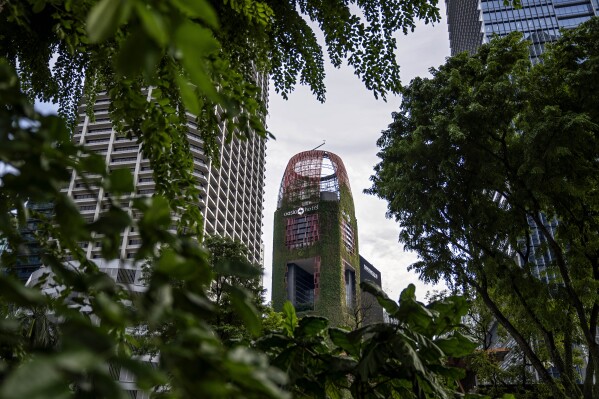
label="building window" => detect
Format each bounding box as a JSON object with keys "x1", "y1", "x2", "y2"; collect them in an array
[
  {"x1": 286, "y1": 262, "x2": 315, "y2": 312},
  {"x1": 341, "y1": 217, "x2": 354, "y2": 254},
  {"x1": 344, "y1": 262, "x2": 356, "y2": 310},
  {"x1": 117, "y1": 268, "x2": 136, "y2": 284},
  {"x1": 285, "y1": 214, "x2": 319, "y2": 249}
]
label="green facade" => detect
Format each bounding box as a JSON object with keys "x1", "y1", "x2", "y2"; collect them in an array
[{"x1": 271, "y1": 151, "x2": 360, "y2": 326}]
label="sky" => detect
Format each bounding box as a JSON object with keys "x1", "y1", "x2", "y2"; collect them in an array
[{"x1": 262, "y1": 3, "x2": 451, "y2": 302}]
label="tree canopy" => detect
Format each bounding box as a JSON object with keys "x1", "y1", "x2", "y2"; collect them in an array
[
  {"x1": 369, "y1": 17, "x2": 599, "y2": 398},
  {"x1": 1, "y1": 0, "x2": 444, "y2": 236}
]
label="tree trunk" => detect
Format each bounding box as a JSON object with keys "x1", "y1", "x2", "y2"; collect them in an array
[
  {"x1": 559, "y1": 323, "x2": 584, "y2": 398},
  {"x1": 583, "y1": 356, "x2": 594, "y2": 399},
  {"x1": 476, "y1": 285, "x2": 566, "y2": 398}
]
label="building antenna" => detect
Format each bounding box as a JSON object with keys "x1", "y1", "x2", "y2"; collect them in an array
[{"x1": 311, "y1": 140, "x2": 326, "y2": 151}]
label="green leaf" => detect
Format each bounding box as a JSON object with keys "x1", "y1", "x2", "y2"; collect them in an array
[
  {"x1": 172, "y1": 0, "x2": 219, "y2": 28},
  {"x1": 87, "y1": 0, "x2": 132, "y2": 43},
  {"x1": 54, "y1": 350, "x2": 101, "y2": 372},
  {"x1": 282, "y1": 301, "x2": 298, "y2": 337},
  {"x1": 135, "y1": 3, "x2": 168, "y2": 46},
  {"x1": 0, "y1": 357, "x2": 70, "y2": 399},
  {"x1": 106, "y1": 168, "x2": 134, "y2": 194},
  {"x1": 95, "y1": 292, "x2": 126, "y2": 324},
  {"x1": 400, "y1": 283, "x2": 417, "y2": 302},
  {"x1": 176, "y1": 76, "x2": 201, "y2": 115},
  {"x1": 89, "y1": 206, "x2": 131, "y2": 235},
  {"x1": 141, "y1": 196, "x2": 171, "y2": 227},
  {"x1": 156, "y1": 249, "x2": 199, "y2": 279},
  {"x1": 434, "y1": 332, "x2": 477, "y2": 358},
  {"x1": 360, "y1": 280, "x2": 399, "y2": 315},
  {"x1": 0, "y1": 276, "x2": 46, "y2": 306},
  {"x1": 356, "y1": 340, "x2": 388, "y2": 380},
  {"x1": 116, "y1": 28, "x2": 161, "y2": 77},
  {"x1": 227, "y1": 285, "x2": 262, "y2": 337},
  {"x1": 80, "y1": 153, "x2": 106, "y2": 175},
  {"x1": 213, "y1": 258, "x2": 261, "y2": 279},
  {"x1": 54, "y1": 196, "x2": 87, "y2": 239},
  {"x1": 174, "y1": 21, "x2": 220, "y2": 101},
  {"x1": 329, "y1": 327, "x2": 360, "y2": 356},
  {"x1": 296, "y1": 316, "x2": 328, "y2": 338},
  {"x1": 254, "y1": 333, "x2": 291, "y2": 352}
]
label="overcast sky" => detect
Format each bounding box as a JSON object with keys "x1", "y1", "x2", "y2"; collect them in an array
[{"x1": 262, "y1": 3, "x2": 451, "y2": 302}]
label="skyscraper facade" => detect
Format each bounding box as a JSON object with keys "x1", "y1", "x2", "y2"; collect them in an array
[
  {"x1": 64, "y1": 86, "x2": 266, "y2": 268},
  {"x1": 10, "y1": 202, "x2": 53, "y2": 283},
  {"x1": 446, "y1": 0, "x2": 599, "y2": 62},
  {"x1": 271, "y1": 150, "x2": 363, "y2": 325},
  {"x1": 30, "y1": 86, "x2": 267, "y2": 290}
]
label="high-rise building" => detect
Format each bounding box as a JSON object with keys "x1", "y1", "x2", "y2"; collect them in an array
[
  {"x1": 63, "y1": 87, "x2": 266, "y2": 267},
  {"x1": 12, "y1": 202, "x2": 54, "y2": 283},
  {"x1": 271, "y1": 150, "x2": 382, "y2": 326},
  {"x1": 29, "y1": 86, "x2": 267, "y2": 297},
  {"x1": 359, "y1": 256, "x2": 384, "y2": 325},
  {"x1": 446, "y1": 0, "x2": 599, "y2": 62}
]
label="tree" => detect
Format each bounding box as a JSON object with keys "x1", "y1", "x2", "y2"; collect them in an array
[
  {"x1": 205, "y1": 235, "x2": 266, "y2": 342},
  {"x1": 369, "y1": 18, "x2": 599, "y2": 398}
]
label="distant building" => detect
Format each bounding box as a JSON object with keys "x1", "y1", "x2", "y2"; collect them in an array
[
  {"x1": 359, "y1": 256, "x2": 384, "y2": 324},
  {"x1": 272, "y1": 150, "x2": 383, "y2": 326},
  {"x1": 65, "y1": 88, "x2": 266, "y2": 266},
  {"x1": 445, "y1": 0, "x2": 598, "y2": 62},
  {"x1": 1, "y1": 201, "x2": 54, "y2": 283}
]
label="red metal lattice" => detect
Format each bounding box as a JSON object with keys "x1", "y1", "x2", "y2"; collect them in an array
[
  {"x1": 285, "y1": 214, "x2": 320, "y2": 249},
  {"x1": 277, "y1": 150, "x2": 351, "y2": 208}
]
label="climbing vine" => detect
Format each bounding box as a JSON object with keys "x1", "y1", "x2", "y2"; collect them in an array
[{"x1": 272, "y1": 185, "x2": 360, "y2": 326}]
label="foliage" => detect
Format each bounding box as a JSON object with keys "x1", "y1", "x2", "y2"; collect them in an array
[
  {"x1": 369, "y1": 18, "x2": 599, "y2": 399},
  {"x1": 205, "y1": 235, "x2": 266, "y2": 342},
  {"x1": 257, "y1": 282, "x2": 478, "y2": 399},
  {"x1": 0, "y1": 0, "x2": 443, "y2": 235}
]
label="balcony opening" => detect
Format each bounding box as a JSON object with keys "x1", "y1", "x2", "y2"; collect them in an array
[{"x1": 286, "y1": 258, "x2": 318, "y2": 312}]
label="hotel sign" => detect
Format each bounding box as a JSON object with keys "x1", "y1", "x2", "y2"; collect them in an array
[
  {"x1": 363, "y1": 264, "x2": 379, "y2": 280},
  {"x1": 284, "y1": 204, "x2": 319, "y2": 217}
]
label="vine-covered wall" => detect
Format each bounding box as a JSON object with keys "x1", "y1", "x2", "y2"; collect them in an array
[{"x1": 272, "y1": 184, "x2": 361, "y2": 326}]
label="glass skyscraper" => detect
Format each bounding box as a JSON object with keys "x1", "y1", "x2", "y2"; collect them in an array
[{"x1": 446, "y1": 0, "x2": 599, "y2": 62}]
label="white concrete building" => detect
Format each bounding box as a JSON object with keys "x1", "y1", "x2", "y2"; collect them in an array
[{"x1": 64, "y1": 87, "x2": 266, "y2": 266}]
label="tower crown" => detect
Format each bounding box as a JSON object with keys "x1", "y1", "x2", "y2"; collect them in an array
[{"x1": 277, "y1": 150, "x2": 351, "y2": 208}]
